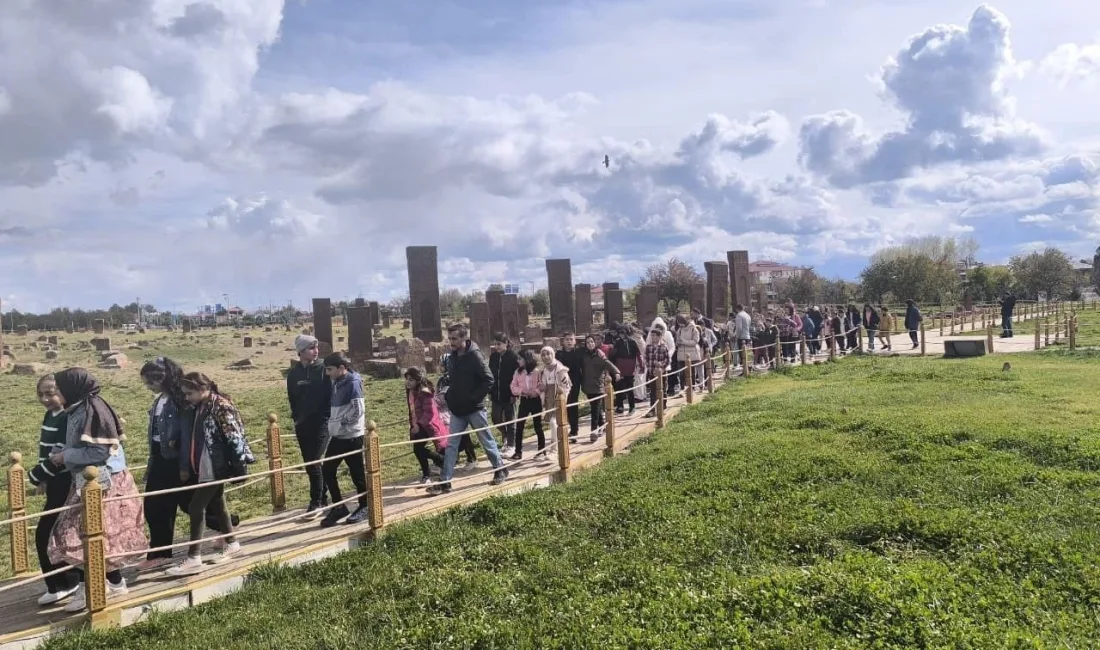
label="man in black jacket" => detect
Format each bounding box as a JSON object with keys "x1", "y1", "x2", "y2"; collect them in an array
[
  {"x1": 488, "y1": 333, "x2": 520, "y2": 455},
  {"x1": 556, "y1": 332, "x2": 585, "y2": 442},
  {"x1": 428, "y1": 324, "x2": 508, "y2": 495},
  {"x1": 286, "y1": 334, "x2": 332, "y2": 517}
]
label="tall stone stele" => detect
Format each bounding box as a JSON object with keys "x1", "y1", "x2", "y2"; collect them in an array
[
  {"x1": 704, "y1": 261, "x2": 729, "y2": 322},
  {"x1": 406, "y1": 246, "x2": 443, "y2": 343},
  {"x1": 574, "y1": 284, "x2": 593, "y2": 335},
  {"x1": 545, "y1": 259, "x2": 575, "y2": 335},
  {"x1": 312, "y1": 298, "x2": 334, "y2": 356},
  {"x1": 727, "y1": 250, "x2": 752, "y2": 309}
]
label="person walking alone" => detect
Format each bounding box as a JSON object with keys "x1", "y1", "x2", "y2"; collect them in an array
[{"x1": 904, "y1": 300, "x2": 922, "y2": 349}]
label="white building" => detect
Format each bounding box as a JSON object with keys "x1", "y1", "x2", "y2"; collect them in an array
[{"x1": 749, "y1": 261, "x2": 806, "y2": 301}]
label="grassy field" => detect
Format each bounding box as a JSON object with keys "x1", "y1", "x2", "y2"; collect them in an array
[
  {"x1": 36, "y1": 351, "x2": 1100, "y2": 649},
  {"x1": 0, "y1": 324, "x2": 436, "y2": 577}
]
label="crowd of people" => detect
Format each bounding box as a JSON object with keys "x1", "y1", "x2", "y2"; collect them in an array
[{"x1": 25, "y1": 299, "x2": 931, "y2": 611}]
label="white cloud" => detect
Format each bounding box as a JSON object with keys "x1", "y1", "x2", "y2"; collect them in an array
[{"x1": 2, "y1": 1, "x2": 1100, "y2": 313}]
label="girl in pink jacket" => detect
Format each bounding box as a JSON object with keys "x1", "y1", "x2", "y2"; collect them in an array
[
  {"x1": 509, "y1": 349, "x2": 546, "y2": 460},
  {"x1": 405, "y1": 367, "x2": 448, "y2": 484}
]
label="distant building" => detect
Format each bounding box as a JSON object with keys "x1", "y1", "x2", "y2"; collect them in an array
[{"x1": 749, "y1": 261, "x2": 806, "y2": 302}]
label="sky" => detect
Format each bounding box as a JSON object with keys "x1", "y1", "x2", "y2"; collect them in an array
[{"x1": 1, "y1": 0, "x2": 1098, "y2": 313}]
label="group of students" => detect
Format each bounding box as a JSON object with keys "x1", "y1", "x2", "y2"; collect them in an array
[
  {"x1": 726, "y1": 300, "x2": 925, "y2": 367},
  {"x1": 30, "y1": 362, "x2": 255, "y2": 611}
]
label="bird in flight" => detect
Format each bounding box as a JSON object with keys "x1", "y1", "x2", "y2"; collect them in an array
[{"x1": 603, "y1": 155, "x2": 610, "y2": 168}]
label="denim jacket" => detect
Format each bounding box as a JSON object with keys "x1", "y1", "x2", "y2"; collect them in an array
[{"x1": 147, "y1": 395, "x2": 185, "y2": 460}]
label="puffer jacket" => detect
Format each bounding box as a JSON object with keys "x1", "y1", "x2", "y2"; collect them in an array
[{"x1": 581, "y1": 349, "x2": 619, "y2": 395}]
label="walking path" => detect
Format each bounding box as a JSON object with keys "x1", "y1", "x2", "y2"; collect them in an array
[{"x1": 0, "y1": 308, "x2": 1067, "y2": 649}]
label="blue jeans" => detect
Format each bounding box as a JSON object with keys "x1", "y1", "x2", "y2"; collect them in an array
[{"x1": 441, "y1": 409, "x2": 505, "y2": 483}]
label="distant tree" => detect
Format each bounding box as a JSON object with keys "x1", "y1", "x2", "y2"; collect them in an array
[
  {"x1": 860, "y1": 254, "x2": 959, "y2": 305},
  {"x1": 818, "y1": 278, "x2": 857, "y2": 306},
  {"x1": 965, "y1": 265, "x2": 1015, "y2": 302},
  {"x1": 387, "y1": 294, "x2": 411, "y2": 315},
  {"x1": 774, "y1": 268, "x2": 821, "y2": 305},
  {"x1": 527, "y1": 289, "x2": 550, "y2": 315},
  {"x1": 438, "y1": 289, "x2": 466, "y2": 318},
  {"x1": 1010, "y1": 248, "x2": 1075, "y2": 300},
  {"x1": 486, "y1": 283, "x2": 504, "y2": 292},
  {"x1": 639, "y1": 258, "x2": 703, "y2": 313}
]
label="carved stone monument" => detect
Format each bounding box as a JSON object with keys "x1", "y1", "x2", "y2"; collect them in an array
[
  {"x1": 524, "y1": 325, "x2": 543, "y2": 343},
  {"x1": 312, "y1": 298, "x2": 334, "y2": 356},
  {"x1": 501, "y1": 293, "x2": 520, "y2": 343},
  {"x1": 546, "y1": 259, "x2": 574, "y2": 335},
  {"x1": 689, "y1": 282, "x2": 706, "y2": 315},
  {"x1": 469, "y1": 302, "x2": 491, "y2": 350},
  {"x1": 347, "y1": 306, "x2": 374, "y2": 361},
  {"x1": 406, "y1": 246, "x2": 443, "y2": 343},
  {"x1": 486, "y1": 289, "x2": 504, "y2": 337},
  {"x1": 93, "y1": 319, "x2": 105, "y2": 335},
  {"x1": 182, "y1": 319, "x2": 193, "y2": 334},
  {"x1": 368, "y1": 301, "x2": 380, "y2": 328},
  {"x1": 605, "y1": 289, "x2": 624, "y2": 327},
  {"x1": 636, "y1": 285, "x2": 659, "y2": 327},
  {"x1": 727, "y1": 250, "x2": 752, "y2": 309},
  {"x1": 396, "y1": 338, "x2": 426, "y2": 372},
  {"x1": 704, "y1": 261, "x2": 730, "y2": 321},
  {"x1": 575, "y1": 284, "x2": 593, "y2": 334},
  {"x1": 517, "y1": 302, "x2": 529, "y2": 329},
  {"x1": 243, "y1": 337, "x2": 253, "y2": 348}
]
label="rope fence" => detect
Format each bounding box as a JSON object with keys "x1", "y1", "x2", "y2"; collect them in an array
[{"x1": 0, "y1": 299, "x2": 1075, "y2": 614}]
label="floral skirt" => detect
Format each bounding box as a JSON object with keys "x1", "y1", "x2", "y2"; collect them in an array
[{"x1": 48, "y1": 470, "x2": 148, "y2": 571}]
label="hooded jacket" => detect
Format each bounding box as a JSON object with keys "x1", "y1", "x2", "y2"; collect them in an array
[
  {"x1": 286, "y1": 360, "x2": 331, "y2": 430},
  {"x1": 650, "y1": 317, "x2": 677, "y2": 353},
  {"x1": 581, "y1": 348, "x2": 620, "y2": 395},
  {"x1": 328, "y1": 371, "x2": 366, "y2": 439},
  {"x1": 489, "y1": 347, "x2": 520, "y2": 404},
  {"x1": 444, "y1": 340, "x2": 494, "y2": 417}
]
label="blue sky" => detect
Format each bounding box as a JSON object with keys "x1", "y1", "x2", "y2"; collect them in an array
[{"x1": 0, "y1": 0, "x2": 1098, "y2": 312}]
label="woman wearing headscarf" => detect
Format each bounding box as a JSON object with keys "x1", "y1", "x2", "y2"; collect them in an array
[{"x1": 47, "y1": 368, "x2": 148, "y2": 613}]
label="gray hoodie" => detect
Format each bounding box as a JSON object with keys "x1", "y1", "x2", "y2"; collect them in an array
[{"x1": 328, "y1": 371, "x2": 366, "y2": 439}]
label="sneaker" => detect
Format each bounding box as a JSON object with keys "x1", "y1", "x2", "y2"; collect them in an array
[
  {"x1": 510, "y1": 452, "x2": 522, "y2": 461},
  {"x1": 614, "y1": 407, "x2": 624, "y2": 415},
  {"x1": 63, "y1": 585, "x2": 87, "y2": 612},
  {"x1": 345, "y1": 505, "x2": 369, "y2": 525},
  {"x1": 463, "y1": 460, "x2": 479, "y2": 472},
  {"x1": 426, "y1": 482, "x2": 452, "y2": 496},
  {"x1": 569, "y1": 436, "x2": 578, "y2": 444},
  {"x1": 490, "y1": 469, "x2": 509, "y2": 486},
  {"x1": 628, "y1": 407, "x2": 636, "y2": 416},
  {"x1": 37, "y1": 585, "x2": 78, "y2": 606},
  {"x1": 534, "y1": 450, "x2": 548, "y2": 461},
  {"x1": 303, "y1": 501, "x2": 325, "y2": 520},
  {"x1": 418, "y1": 475, "x2": 431, "y2": 485},
  {"x1": 501, "y1": 445, "x2": 514, "y2": 457},
  {"x1": 320, "y1": 505, "x2": 350, "y2": 528},
  {"x1": 136, "y1": 557, "x2": 172, "y2": 572},
  {"x1": 210, "y1": 542, "x2": 241, "y2": 564},
  {"x1": 107, "y1": 577, "x2": 128, "y2": 597},
  {"x1": 166, "y1": 556, "x2": 205, "y2": 576}
]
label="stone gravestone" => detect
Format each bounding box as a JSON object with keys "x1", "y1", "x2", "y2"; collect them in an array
[
  {"x1": 704, "y1": 261, "x2": 730, "y2": 322},
  {"x1": 689, "y1": 282, "x2": 706, "y2": 315},
  {"x1": 406, "y1": 246, "x2": 443, "y2": 343},
  {"x1": 517, "y1": 302, "x2": 529, "y2": 329},
  {"x1": 636, "y1": 285, "x2": 659, "y2": 327},
  {"x1": 91, "y1": 337, "x2": 112, "y2": 352},
  {"x1": 382, "y1": 314, "x2": 391, "y2": 328},
  {"x1": 47, "y1": 335, "x2": 58, "y2": 345},
  {"x1": 347, "y1": 306, "x2": 374, "y2": 361},
  {"x1": 396, "y1": 338, "x2": 426, "y2": 372},
  {"x1": 501, "y1": 293, "x2": 520, "y2": 343},
  {"x1": 486, "y1": 289, "x2": 505, "y2": 338},
  {"x1": 182, "y1": 320, "x2": 193, "y2": 333},
  {"x1": 727, "y1": 250, "x2": 752, "y2": 309},
  {"x1": 368, "y1": 302, "x2": 381, "y2": 328},
  {"x1": 378, "y1": 336, "x2": 398, "y2": 354},
  {"x1": 605, "y1": 288, "x2": 624, "y2": 328},
  {"x1": 0, "y1": 299, "x2": 4, "y2": 369},
  {"x1": 17, "y1": 326, "x2": 28, "y2": 336},
  {"x1": 469, "y1": 302, "x2": 491, "y2": 350},
  {"x1": 93, "y1": 319, "x2": 105, "y2": 335},
  {"x1": 354, "y1": 297, "x2": 366, "y2": 307},
  {"x1": 574, "y1": 284, "x2": 593, "y2": 334},
  {"x1": 964, "y1": 295, "x2": 974, "y2": 312},
  {"x1": 402, "y1": 319, "x2": 410, "y2": 329},
  {"x1": 312, "y1": 298, "x2": 334, "y2": 356},
  {"x1": 546, "y1": 258, "x2": 575, "y2": 335},
  {"x1": 524, "y1": 325, "x2": 543, "y2": 343},
  {"x1": 426, "y1": 343, "x2": 444, "y2": 373},
  {"x1": 243, "y1": 337, "x2": 253, "y2": 348}
]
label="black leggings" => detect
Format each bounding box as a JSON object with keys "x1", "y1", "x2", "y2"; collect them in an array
[
  {"x1": 566, "y1": 382, "x2": 581, "y2": 436},
  {"x1": 188, "y1": 484, "x2": 234, "y2": 558},
  {"x1": 412, "y1": 430, "x2": 445, "y2": 477},
  {"x1": 323, "y1": 437, "x2": 368, "y2": 508},
  {"x1": 295, "y1": 424, "x2": 331, "y2": 505},
  {"x1": 586, "y1": 391, "x2": 605, "y2": 431},
  {"x1": 514, "y1": 396, "x2": 544, "y2": 455},
  {"x1": 614, "y1": 375, "x2": 635, "y2": 410},
  {"x1": 909, "y1": 330, "x2": 919, "y2": 345},
  {"x1": 36, "y1": 473, "x2": 80, "y2": 593},
  {"x1": 144, "y1": 450, "x2": 233, "y2": 560}
]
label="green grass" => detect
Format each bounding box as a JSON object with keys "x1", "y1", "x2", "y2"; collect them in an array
[
  {"x1": 0, "y1": 328, "x2": 428, "y2": 577},
  {"x1": 38, "y1": 352, "x2": 1100, "y2": 649}
]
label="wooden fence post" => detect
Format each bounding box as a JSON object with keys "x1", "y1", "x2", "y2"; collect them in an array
[
  {"x1": 81, "y1": 466, "x2": 108, "y2": 619},
  {"x1": 1034, "y1": 318, "x2": 1041, "y2": 350},
  {"x1": 950, "y1": 312, "x2": 956, "y2": 335},
  {"x1": 800, "y1": 335, "x2": 808, "y2": 365},
  {"x1": 265, "y1": 414, "x2": 286, "y2": 513},
  {"x1": 655, "y1": 366, "x2": 666, "y2": 429},
  {"x1": 774, "y1": 338, "x2": 781, "y2": 367},
  {"x1": 1044, "y1": 318, "x2": 1050, "y2": 346},
  {"x1": 706, "y1": 356, "x2": 716, "y2": 394},
  {"x1": 603, "y1": 384, "x2": 616, "y2": 458},
  {"x1": 7, "y1": 452, "x2": 29, "y2": 576},
  {"x1": 1070, "y1": 312, "x2": 1077, "y2": 351},
  {"x1": 857, "y1": 326, "x2": 865, "y2": 353},
  {"x1": 986, "y1": 325, "x2": 994, "y2": 354},
  {"x1": 363, "y1": 420, "x2": 384, "y2": 538},
  {"x1": 742, "y1": 343, "x2": 752, "y2": 376},
  {"x1": 920, "y1": 323, "x2": 926, "y2": 356},
  {"x1": 555, "y1": 391, "x2": 571, "y2": 482},
  {"x1": 723, "y1": 346, "x2": 732, "y2": 380},
  {"x1": 939, "y1": 314, "x2": 944, "y2": 336},
  {"x1": 684, "y1": 359, "x2": 694, "y2": 405}
]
